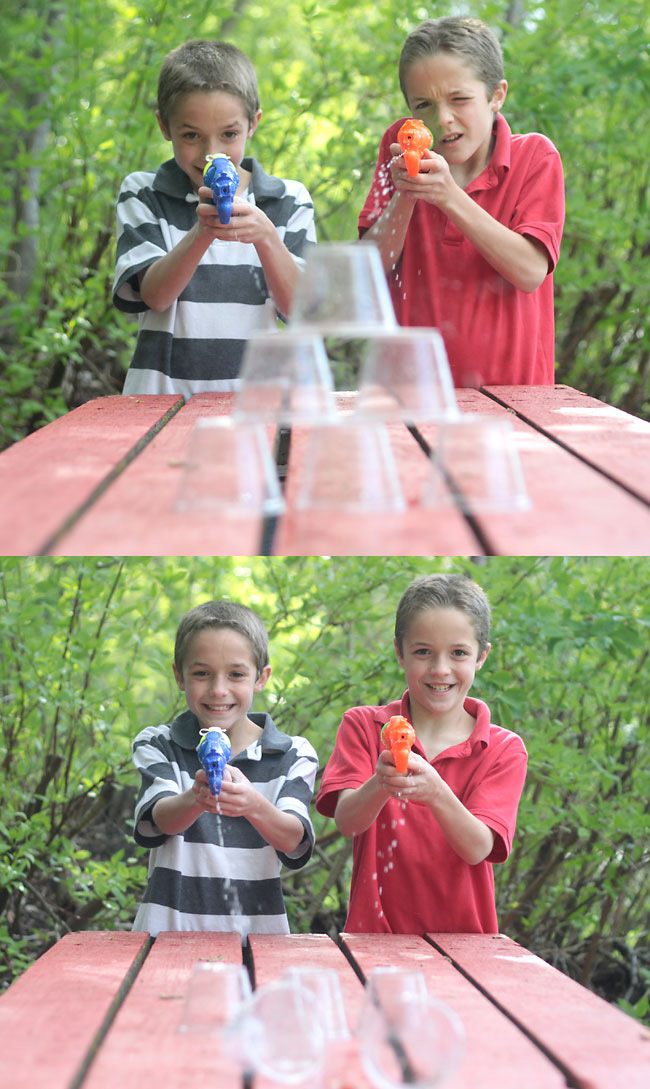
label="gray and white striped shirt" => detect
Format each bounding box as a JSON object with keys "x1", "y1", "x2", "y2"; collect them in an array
[
  {"x1": 132, "y1": 710, "x2": 317, "y2": 937},
  {"x1": 114, "y1": 158, "x2": 316, "y2": 398}
]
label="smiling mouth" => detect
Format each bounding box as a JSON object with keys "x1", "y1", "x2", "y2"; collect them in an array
[
  {"x1": 441, "y1": 133, "x2": 462, "y2": 145},
  {"x1": 427, "y1": 683, "x2": 453, "y2": 692},
  {"x1": 204, "y1": 704, "x2": 234, "y2": 712}
]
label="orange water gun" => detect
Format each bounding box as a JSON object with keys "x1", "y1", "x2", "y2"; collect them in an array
[
  {"x1": 381, "y1": 715, "x2": 416, "y2": 773},
  {"x1": 397, "y1": 119, "x2": 433, "y2": 177}
]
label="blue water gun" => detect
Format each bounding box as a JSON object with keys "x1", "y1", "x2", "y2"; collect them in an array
[
  {"x1": 203, "y1": 154, "x2": 239, "y2": 225},
  {"x1": 196, "y1": 727, "x2": 232, "y2": 796}
]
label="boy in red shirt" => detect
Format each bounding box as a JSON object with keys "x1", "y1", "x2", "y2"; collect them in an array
[
  {"x1": 358, "y1": 16, "x2": 565, "y2": 387},
  {"x1": 316, "y1": 574, "x2": 527, "y2": 934}
]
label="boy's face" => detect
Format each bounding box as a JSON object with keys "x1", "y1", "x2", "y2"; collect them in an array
[
  {"x1": 404, "y1": 51, "x2": 507, "y2": 179},
  {"x1": 174, "y1": 626, "x2": 270, "y2": 735},
  {"x1": 157, "y1": 90, "x2": 262, "y2": 193},
  {"x1": 395, "y1": 606, "x2": 490, "y2": 722}
]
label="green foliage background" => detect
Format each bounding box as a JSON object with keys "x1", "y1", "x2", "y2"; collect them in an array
[
  {"x1": 1, "y1": 555, "x2": 649, "y2": 1024},
  {"x1": 1, "y1": 0, "x2": 649, "y2": 446}
]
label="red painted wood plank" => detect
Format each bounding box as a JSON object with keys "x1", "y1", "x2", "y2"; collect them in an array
[
  {"x1": 340, "y1": 932, "x2": 567, "y2": 1089},
  {"x1": 485, "y1": 385, "x2": 650, "y2": 504},
  {"x1": 419, "y1": 389, "x2": 650, "y2": 554},
  {"x1": 0, "y1": 396, "x2": 183, "y2": 555},
  {"x1": 430, "y1": 932, "x2": 650, "y2": 1089},
  {"x1": 248, "y1": 933, "x2": 369, "y2": 1089},
  {"x1": 52, "y1": 394, "x2": 268, "y2": 555},
  {"x1": 82, "y1": 931, "x2": 244, "y2": 1089},
  {"x1": 0, "y1": 931, "x2": 150, "y2": 1089},
  {"x1": 273, "y1": 394, "x2": 481, "y2": 555}
]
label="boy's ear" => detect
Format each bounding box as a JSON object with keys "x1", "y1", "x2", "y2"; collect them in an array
[
  {"x1": 248, "y1": 109, "x2": 263, "y2": 139},
  {"x1": 393, "y1": 637, "x2": 405, "y2": 668},
  {"x1": 254, "y1": 664, "x2": 271, "y2": 692},
  {"x1": 476, "y1": 642, "x2": 492, "y2": 670},
  {"x1": 491, "y1": 80, "x2": 507, "y2": 113},
  {"x1": 173, "y1": 662, "x2": 185, "y2": 690},
  {"x1": 156, "y1": 110, "x2": 172, "y2": 141}
]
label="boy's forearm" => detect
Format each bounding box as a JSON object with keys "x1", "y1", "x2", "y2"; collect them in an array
[
  {"x1": 362, "y1": 193, "x2": 415, "y2": 272},
  {"x1": 152, "y1": 789, "x2": 205, "y2": 836},
  {"x1": 425, "y1": 779, "x2": 495, "y2": 865},
  {"x1": 334, "y1": 779, "x2": 389, "y2": 837},
  {"x1": 254, "y1": 233, "x2": 301, "y2": 318},
  {"x1": 245, "y1": 791, "x2": 306, "y2": 853},
  {"x1": 442, "y1": 188, "x2": 549, "y2": 293},
  {"x1": 139, "y1": 224, "x2": 215, "y2": 312}
]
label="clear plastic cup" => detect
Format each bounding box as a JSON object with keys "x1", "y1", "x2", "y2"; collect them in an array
[
  {"x1": 422, "y1": 414, "x2": 531, "y2": 513},
  {"x1": 177, "y1": 962, "x2": 252, "y2": 1035},
  {"x1": 224, "y1": 978, "x2": 326, "y2": 1085},
  {"x1": 175, "y1": 417, "x2": 284, "y2": 517},
  {"x1": 363, "y1": 967, "x2": 428, "y2": 1015},
  {"x1": 283, "y1": 967, "x2": 350, "y2": 1041},
  {"x1": 293, "y1": 419, "x2": 406, "y2": 513},
  {"x1": 357, "y1": 989, "x2": 465, "y2": 1089},
  {"x1": 289, "y1": 243, "x2": 397, "y2": 334},
  {"x1": 355, "y1": 329, "x2": 459, "y2": 423},
  {"x1": 234, "y1": 331, "x2": 338, "y2": 425}
]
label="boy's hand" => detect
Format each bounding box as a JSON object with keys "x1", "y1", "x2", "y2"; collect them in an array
[
  {"x1": 211, "y1": 765, "x2": 259, "y2": 818},
  {"x1": 389, "y1": 142, "x2": 456, "y2": 210},
  {"x1": 192, "y1": 767, "x2": 233, "y2": 811},
  {"x1": 375, "y1": 749, "x2": 441, "y2": 803},
  {"x1": 196, "y1": 187, "x2": 274, "y2": 246}
]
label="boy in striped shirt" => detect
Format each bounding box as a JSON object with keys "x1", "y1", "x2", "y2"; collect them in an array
[
  {"x1": 114, "y1": 40, "x2": 316, "y2": 397},
  {"x1": 132, "y1": 601, "x2": 318, "y2": 937}
]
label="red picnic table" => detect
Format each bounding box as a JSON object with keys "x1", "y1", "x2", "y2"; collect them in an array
[
  {"x1": 1, "y1": 930, "x2": 648, "y2": 1089},
  {"x1": 1, "y1": 386, "x2": 649, "y2": 555}
]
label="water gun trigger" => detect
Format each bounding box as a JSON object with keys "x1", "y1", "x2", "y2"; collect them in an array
[
  {"x1": 397, "y1": 119, "x2": 434, "y2": 177},
  {"x1": 381, "y1": 715, "x2": 416, "y2": 774}
]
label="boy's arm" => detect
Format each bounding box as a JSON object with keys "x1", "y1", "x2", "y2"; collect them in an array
[
  {"x1": 151, "y1": 769, "x2": 222, "y2": 835},
  {"x1": 195, "y1": 190, "x2": 301, "y2": 318},
  {"x1": 138, "y1": 221, "x2": 218, "y2": 313},
  {"x1": 333, "y1": 752, "x2": 395, "y2": 836},
  {"x1": 334, "y1": 752, "x2": 494, "y2": 865},
  {"x1": 403, "y1": 754, "x2": 495, "y2": 865},
  {"x1": 365, "y1": 143, "x2": 550, "y2": 293},
  {"x1": 423, "y1": 167, "x2": 549, "y2": 293},
  {"x1": 362, "y1": 191, "x2": 417, "y2": 273},
  {"x1": 217, "y1": 767, "x2": 306, "y2": 854}
]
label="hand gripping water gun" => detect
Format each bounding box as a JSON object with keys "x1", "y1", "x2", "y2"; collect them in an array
[
  {"x1": 397, "y1": 119, "x2": 433, "y2": 177},
  {"x1": 203, "y1": 153, "x2": 239, "y2": 225},
  {"x1": 196, "y1": 726, "x2": 232, "y2": 796},
  {"x1": 381, "y1": 716, "x2": 416, "y2": 774}
]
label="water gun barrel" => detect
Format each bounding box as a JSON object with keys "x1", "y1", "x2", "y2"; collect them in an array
[
  {"x1": 203, "y1": 154, "x2": 240, "y2": 225},
  {"x1": 381, "y1": 715, "x2": 416, "y2": 774},
  {"x1": 397, "y1": 119, "x2": 433, "y2": 177},
  {"x1": 196, "y1": 727, "x2": 232, "y2": 796}
]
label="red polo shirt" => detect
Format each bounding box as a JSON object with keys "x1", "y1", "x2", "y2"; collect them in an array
[
  {"x1": 358, "y1": 113, "x2": 565, "y2": 387},
  {"x1": 316, "y1": 692, "x2": 527, "y2": 934}
]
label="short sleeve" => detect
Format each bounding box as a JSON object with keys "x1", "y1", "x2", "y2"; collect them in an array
[
  {"x1": 274, "y1": 735, "x2": 319, "y2": 869},
  {"x1": 132, "y1": 725, "x2": 182, "y2": 847},
  {"x1": 358, "y1": 121, "x2": 402, "y2": 235},
  {"x1": 113, "y1": 171, "x2": 169, "y2": 313},
  {"x1": 281, "y1": 183, "x2": 317, "y2": 263},
  {"x1": 315, "y1": 706, "x2": 379, "y2": 818},
  {"x1": 464, "y1": 733, "x2": 528, "y2": 864},
  {"x1": 509, "y1": 137, "x2": 565, "y2": 271}
]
